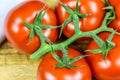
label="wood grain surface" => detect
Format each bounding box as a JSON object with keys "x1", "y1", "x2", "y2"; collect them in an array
[{"x1": 0, "y1": 41, "x2": 41, "y2": 80}]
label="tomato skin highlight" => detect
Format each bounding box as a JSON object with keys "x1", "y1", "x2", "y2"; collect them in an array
[
  {"x1": 108, "y1": 0, "x2": 120, "y2": 32},
  {"x1": 86, "y1": 32, "x2": 120, "y2": 80},
  {"x1": 55, "y1": 0, "x2": 105, "y2": 40},
  {"x1": 37, "y1": 48, "x2": 92, "y2": 80},
  {"x1": 5, "y1": 1, "x2": 58, "y2": 54}
]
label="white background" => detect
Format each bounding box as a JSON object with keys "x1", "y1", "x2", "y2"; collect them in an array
[{"x1": 0, "y1": 0, "x2": 25, "y2": 44}]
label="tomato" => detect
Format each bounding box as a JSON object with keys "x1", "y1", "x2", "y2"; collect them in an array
[
  {"x1": 55, "y1": 0, "x2": 105, "y2": 40},
  {"x1": 5, "y1": 1, "x2": 58, "y2": 54},
  {"x1": 86, "y1": 32, "x2": 120, "y2": 80},
  {"x1": 37, "y1": 48, "x2": 92, "y2": 80},
  {"x1": 108, "y1": 0, "x2": 120, "y2": 32}
]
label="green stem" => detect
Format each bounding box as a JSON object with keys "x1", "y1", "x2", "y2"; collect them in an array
[
  {"x1": 60, "y1": 33, "x2": 81, "y2": 47},
  {"x1": 30, "y1": 23, "x2": 116, "y2": 60},
  {"x1": 30, "y1": 44, "x2": 50, "y2": 59},
  {"x1": 30, "y1": 33, "x2": 80, "y2": 59}
]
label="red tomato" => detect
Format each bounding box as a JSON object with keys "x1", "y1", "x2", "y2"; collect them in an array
[
  {"x1": 5, "y1": 1, "x2": 58, "y2": 54},
  {"x1": 86, "y1": 32, "x2": 120, "y2": 80},
  {"x1": 55, "y1": 0, "x2": 105, "y2": 40},
  {"x1": 37, "y1": 48, "x2": 92, "y2": 80},
  {"x1": 108, "y1": 0, "x2": 120, "y2": 32}
]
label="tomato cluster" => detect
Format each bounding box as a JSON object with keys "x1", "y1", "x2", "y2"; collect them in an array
[{"x1": 4, "y1": 0, "x2": 120, "y2": 80}]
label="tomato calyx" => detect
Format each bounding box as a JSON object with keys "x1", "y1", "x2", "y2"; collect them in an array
[
  {"x1": 50, "y1": 46, "x2": 88, "y2": 68},
  {"x1": 59, "y1": 0, "x2": 90, "y2": 37},
  {"x1": 23, "y1": 4, "x2": 60, "y2": 41},
  {"x1": 103, "y1": 0, "x2": 116, "y2": 25},
  {"x1": 86, "y1": 31, "x2": 116, "y2": 59}
]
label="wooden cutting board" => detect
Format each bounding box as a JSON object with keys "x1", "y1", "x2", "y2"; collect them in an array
[{"x1": 0, "y1": 41, "x2": 41, "y2": 80}]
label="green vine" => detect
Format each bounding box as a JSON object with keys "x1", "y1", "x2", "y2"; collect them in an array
[{"x1": 24, "y1": 0, "x2": 118, "y2": 68}]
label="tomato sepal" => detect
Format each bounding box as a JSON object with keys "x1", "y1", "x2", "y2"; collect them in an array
[{"x1": 86, "y1": 31, "x2": 116, "y2": 59}]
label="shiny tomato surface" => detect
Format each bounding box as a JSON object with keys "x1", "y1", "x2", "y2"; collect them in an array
[
  {"x1": 5, "y1": 1, "x2": 58, "y2": 54},
  {"x1": 38, "y1": 48, "x2": 92, "y2": 80},
  {"x1": 86, "y1": 32, "x2": 120, "y2": 80}
]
